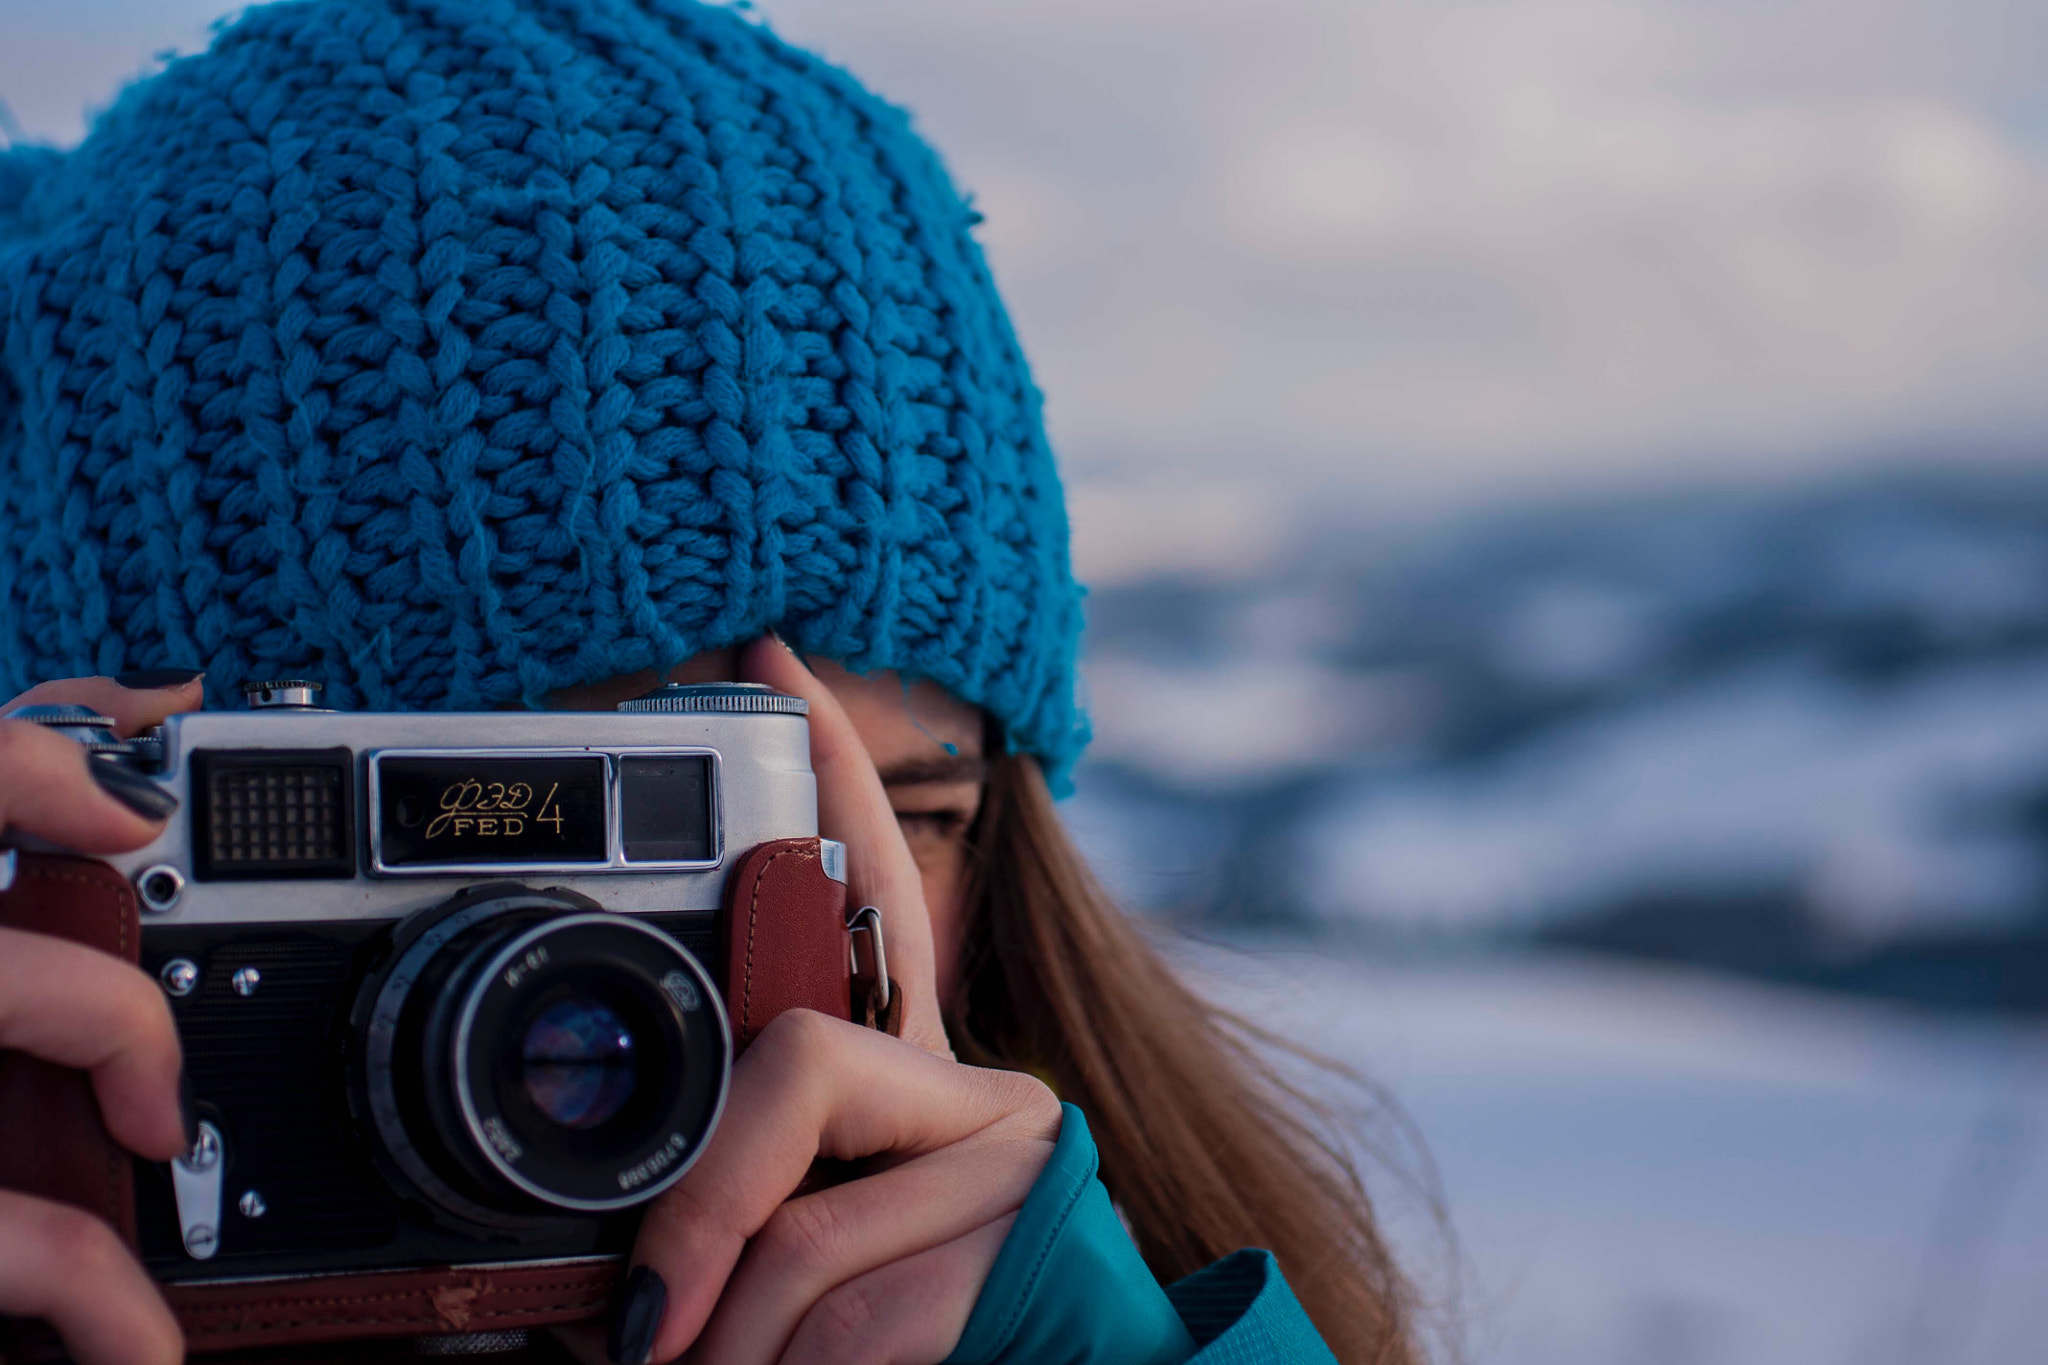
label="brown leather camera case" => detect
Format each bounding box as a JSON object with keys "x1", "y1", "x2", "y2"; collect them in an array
[{"x1": 0, "y1": 838, "x2": 879, "y2": 1358}]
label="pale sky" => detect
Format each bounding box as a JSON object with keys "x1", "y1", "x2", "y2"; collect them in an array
[{"x1": 7, "y1": 0, "x2": 2048, "y2": 580}]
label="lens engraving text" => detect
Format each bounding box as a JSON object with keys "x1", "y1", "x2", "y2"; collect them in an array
[
  {"x1": 617, "y1": 1132, "x2": 688, "y2": 1190},
  {"x1": 483, "y1": 1117, "x2": 525, "y2": 1163},
  {"x1": 503, "y1": 945, "x2": 550, "y2": 989}
]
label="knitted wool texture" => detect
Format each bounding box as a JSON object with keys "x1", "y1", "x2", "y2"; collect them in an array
[{"x1": 0, "y1": 0, "x2": 1088, "y2": 785}]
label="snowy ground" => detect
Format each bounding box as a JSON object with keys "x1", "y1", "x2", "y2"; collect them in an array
[{"x1": 1166, "y1": 938, "x2": 2048, "y2": 1365}]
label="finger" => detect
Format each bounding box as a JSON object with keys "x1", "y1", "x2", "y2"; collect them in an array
[
  {"x1": 5, "y1": 673, "x2": 205, "y2": 738},
  {"x1": 740, "y1": 637, "x2": 945, "y2": 1053},
  {"x1": 691, "y1": 1132, "x2": 1051, "y2": 1365},
  {"x1": 0, "y1": 926, "x2": 189, "y2": 1160},
  {"x1": 0, "y1": 716, "x2": 173, "y2": 852},
  {"x1": 626, "y1": 1010, "x2": 1059, "y2": 1362},
  {"x1": 0, "y1": 1188, "x2": 184, "y2": 1365},
  {"x1": 777, "y1": 1214, "x2": 1015, "y2": 1365}
]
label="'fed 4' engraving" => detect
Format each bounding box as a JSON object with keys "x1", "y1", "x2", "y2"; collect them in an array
[{"x1": 426, "y1": 779, "x2": 567, "y2": 840}]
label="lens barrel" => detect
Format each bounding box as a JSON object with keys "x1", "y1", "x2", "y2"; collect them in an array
[{"x1": 355, "y1": 887, "x2": 728, "y2": 1222}]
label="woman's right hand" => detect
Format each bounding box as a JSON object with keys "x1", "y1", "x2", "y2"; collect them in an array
[{"x1": 0, "y1": 673, "x2": 206, "y2": 1365}]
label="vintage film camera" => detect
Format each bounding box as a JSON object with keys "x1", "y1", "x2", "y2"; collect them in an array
[{"x1": 0, "y1": 680, "x2": 893, "y2": 1354}]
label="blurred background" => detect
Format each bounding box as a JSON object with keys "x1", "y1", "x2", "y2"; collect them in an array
[{"x1": 8, "y1": 2, "x2": 2048, "y2": 1361}]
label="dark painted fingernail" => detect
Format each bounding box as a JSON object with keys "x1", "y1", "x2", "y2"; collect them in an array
[
  {"x1": 179, "y1": 1068, "x2": 199, "y2": 1150},
  {"x1": 606, "y1": 1265, "x2": 666, "y2": 1365},
  {"x1": 114, "y1": 668, "x2": 205, "y2": 690},
  {"x1": 769, "y1": 630, "x2": 813, "y2": 671},
  {"x1": 90, "y1": 754, "x2": 180, "y2": 820}
]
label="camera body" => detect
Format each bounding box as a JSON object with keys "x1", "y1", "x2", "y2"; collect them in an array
[{"x1": 0, "y1": 681, "x2": 870, "y2": 1324}]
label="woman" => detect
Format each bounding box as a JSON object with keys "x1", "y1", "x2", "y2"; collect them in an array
[{"x1": 0, "y1": 1, "x2": 1425, "y2": 1361}]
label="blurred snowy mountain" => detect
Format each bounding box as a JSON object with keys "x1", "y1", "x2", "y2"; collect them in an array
[{"x1": 1066, "y1": 473, "x2": 2048, "y2": 1011}]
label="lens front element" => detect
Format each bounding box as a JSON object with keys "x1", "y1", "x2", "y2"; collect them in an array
[{"x1": 521, "y1": 995, "x2": 639, "y2": 1130}]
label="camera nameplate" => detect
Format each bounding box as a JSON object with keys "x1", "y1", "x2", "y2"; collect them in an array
[{"x1": 365, "y1": 748, "x2": 725, "y2": 877}]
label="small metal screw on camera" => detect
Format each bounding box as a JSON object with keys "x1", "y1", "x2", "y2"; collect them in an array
[
  {"x1": 184, "y1": 1124, "x2": 221, "y2": 1172},
  {"x1": 230, "y1": 966, "x2": 262, "y2": 996},
  {"x1": 238, "y1": 1190, "x2": 267, "y2": 1219},
  {"x1": 160, "y1": 959, "x2": 199, "y2": 997},
  {"x1": 135, "y1": 864, "x2": 184, "y2": 913}
]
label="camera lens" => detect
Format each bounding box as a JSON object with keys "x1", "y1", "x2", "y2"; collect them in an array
[
  {"x1": 521, "y1": 994, "x2": 638, "y2": 1129},
  {"x1": 356, "y1": 887, "x2": 729, "y2": 1222}
]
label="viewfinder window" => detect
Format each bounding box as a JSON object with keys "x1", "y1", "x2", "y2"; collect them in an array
[{"x1": 620, "y1": 755, "x2": 713, "y2": 863}]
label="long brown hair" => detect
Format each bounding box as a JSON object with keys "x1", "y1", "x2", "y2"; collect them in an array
[{"x1": 948, "y1": 752, "x2": 1436, "y2": 1365}]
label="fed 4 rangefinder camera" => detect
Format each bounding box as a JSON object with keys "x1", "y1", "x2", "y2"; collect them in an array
[{"x1": 0, "y1": 679, "x2": 895, "y2": 1354}]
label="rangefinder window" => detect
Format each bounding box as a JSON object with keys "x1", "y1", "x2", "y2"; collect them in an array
[
  {"x1": 375, "y1": 756, "x2": 607, "y2": 868},
  {"x1": 620, "y1": 755, "x2": 714, "y2": 863},
  {"x1": 192, "y1": 748, "x2": 354, "y2": 881}
]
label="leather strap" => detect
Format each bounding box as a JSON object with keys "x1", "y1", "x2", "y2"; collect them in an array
[
  {"x1": 166, "y1": 1257, "x2": 620, "y2": 1354},
  {"x1": 0, "y1": 852, "x2": 141, "y2": 1245}
]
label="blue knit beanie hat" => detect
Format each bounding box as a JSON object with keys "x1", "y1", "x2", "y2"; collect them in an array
[{"x1": 0, "y1": 0, "x2": 1088, "y2": 787}]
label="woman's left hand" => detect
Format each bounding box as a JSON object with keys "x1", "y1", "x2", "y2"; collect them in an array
[{"x1": 608, "y1": 637, "x2": 1062, "y2": 1365}]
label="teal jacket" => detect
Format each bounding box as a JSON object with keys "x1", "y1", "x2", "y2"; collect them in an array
[{"x1": 944, "y1": 1105, "x2": 1338, "y2": 1365}]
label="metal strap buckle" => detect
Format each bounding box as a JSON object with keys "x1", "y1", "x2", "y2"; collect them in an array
[{"x1": 846, "y1": 905, "x2": 891, "y2": 1016}]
